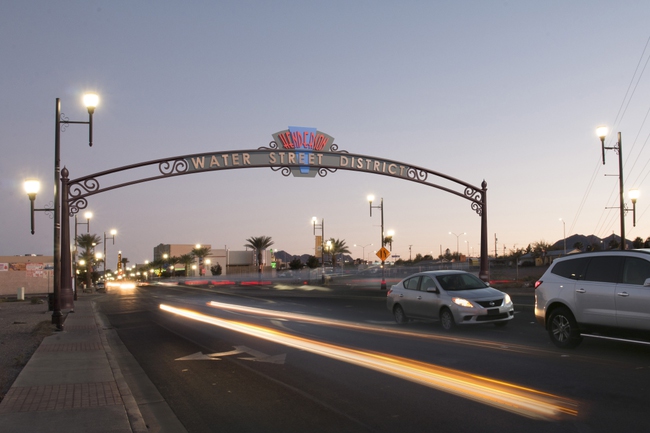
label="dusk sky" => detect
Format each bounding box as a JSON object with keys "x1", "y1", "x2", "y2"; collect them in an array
[{"x1": 3, "y1": 1, "x2": 650, "y2": 269}]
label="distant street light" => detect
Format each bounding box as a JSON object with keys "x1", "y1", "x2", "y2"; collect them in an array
[
  {"x1": 449, "y1": 231, "x2": 466, "y2": 256},
  {"x1": 368, "y1": 195, "x2": 387, "y2": 290},
  {"x1": 354, "y1": 243, "x2": 373, "y2": 263},
  {"x1": 103, "y1": 230, "x2": 117, "y2": 280},
  {"x1": 560, "y1": 218, "x2": 566, "y2": 256}
]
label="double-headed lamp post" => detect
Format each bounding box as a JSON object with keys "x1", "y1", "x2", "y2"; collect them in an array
[
  {"x1": 449, "y1": 232, "x2": 466, "y2": 257},
  {"x1": 368, "y1": 195, "x2": 387, "y2": 290},
  {"x1": 597, "y1": 127, "x2": 641, "y2": 249},
  {"x1": 354, "y1": 243, "x2": 373, "y2": 264},
  {"x1": 23, "y1": 94, "x2": 98, "y2": 330}
]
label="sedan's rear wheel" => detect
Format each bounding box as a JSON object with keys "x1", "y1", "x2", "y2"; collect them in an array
[
  {"x1": 393, "y1": 305, "x2": 408, "y2": 324},
  {"x1": 440, "y1": 308, "x2": 455, "y2": 331},
  {"x1": 548, "y1": 307, "x2": 582, "y2": 349}
]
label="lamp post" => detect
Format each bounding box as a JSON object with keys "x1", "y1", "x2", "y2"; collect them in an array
[
  {"x1": 73, "y1": 211, "x2": 92, "y2": 300},
  {"x1": 354, "y1": 243, "x2": 373, "y2": 264},
  {"x1": 597, "y1": 127, "x2": 640, "y2": 249},
  {"x1": 449, "y1": 232, "x2": 466, "y2": 258},
  {"x1": 559, "y1": 218, "x2": 566, "y2": 255},
  {"x1": 23, "y1": 95, "x2": 98, "y2": 330},
  {"x1": 368, "y1": 195, "x2": 387, "y2": 290},
  {"x1": 385, "y1": 230, "x2": 395, "y2": 251},
  {"x1": 312, "y1": 217, "x2": 325, "y2": 279},
  {"x1": 630, "y1": 189, "x2": 640, "y2": 227},
  {"x1": 103, "y1": 230, "x2": 117, "y2": 280}
]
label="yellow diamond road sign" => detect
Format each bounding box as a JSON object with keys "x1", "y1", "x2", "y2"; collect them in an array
[{"x1": 376, "y1": 247, "x2": 390, "y2": 261}]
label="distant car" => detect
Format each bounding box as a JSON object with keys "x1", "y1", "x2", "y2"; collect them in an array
[
  {"x1": 535, "y1": 250, "x2": 650, "y2": 348},
  {"x1": 387, "y1": 270, "x2": 514, "y2": 330},
  {"x1": 96, "y1": 282, "x2": 106, "y2": 292}
]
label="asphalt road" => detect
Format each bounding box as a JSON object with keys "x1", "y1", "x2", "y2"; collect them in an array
[{"x1": 97, "y1": 284, "x2": 650, "y2": 433}]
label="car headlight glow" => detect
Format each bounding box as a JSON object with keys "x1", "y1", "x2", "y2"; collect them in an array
[
  {"x1": 452, "y1": 297, "x2": 474, "y2": 308},
  {"x1": 504, "y1": 294, "x2": 512, "y2": 305}
]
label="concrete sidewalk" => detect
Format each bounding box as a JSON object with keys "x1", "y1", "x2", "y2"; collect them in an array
[{"x1": 0, "y1": 297, "x2": 147, "y2": 433}]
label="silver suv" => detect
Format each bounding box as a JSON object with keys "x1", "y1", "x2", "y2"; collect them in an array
[{"x1": 535, "y1": 250, "x2": 650, "y2": 348}]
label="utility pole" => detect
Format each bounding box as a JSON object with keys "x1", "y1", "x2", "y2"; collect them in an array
[
  {"x1": 494, "y1": 233, "x2": 498, "y2": 258},
  {"x1": 409, "y1": 245, "x2": 413, "y2": 261}
]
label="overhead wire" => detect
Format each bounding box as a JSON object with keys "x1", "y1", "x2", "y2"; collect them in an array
[{"x1": 579, "y1": 35, "x2": 650, "y2": 243}]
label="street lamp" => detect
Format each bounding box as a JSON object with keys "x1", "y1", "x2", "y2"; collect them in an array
[
  {"x1": 23, "y1": 94, "x2": 98, "y2": 330},
  {"x1": 385, "y1": 230, "x2": 395, "y2": 251},
  {"x1": 449, "y1": 231, "x2": 466, "y2": 256},
  {"x1": 597, "y1": 127, "x2": 640, "y2": 249},
  {"x1": 560, "y1": 218, "x2": 566, "y2": 256},
  {"x1": 354, "y1": 243, "x2": 373, "y2": 263},
  {"x1": 630, "y1": 189, "x2": 640, "y2": 227},
  {"x1": 103, "y1": 229, "x2": 117, "y2": 280},
  {"x1": 368, "y1": 194, "x2": 387, "y2": 290},
  {"x1": 312, "y1": 217, "x2": 325, "y2": 278}
]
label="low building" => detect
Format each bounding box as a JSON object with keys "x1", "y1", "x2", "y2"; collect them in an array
[{"x1": 0, "y1": 255, "x2": 54, "y2": 296}]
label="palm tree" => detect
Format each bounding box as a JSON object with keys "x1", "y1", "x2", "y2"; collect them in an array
[
  {"x1": 244, "y1": 236, "x2": 274, "y2": 274},
  {"x1": 168, "y1": 255, "x2": 181, "y2": 277},
  {"x1": 328, "y1": 238, "x2": 350, "y2": 271},
  {"x1": 179, "y1": 254, "x2": 195, "y2": 276},
  {"x1": 192, "y1": 246, "x2": 211, "y2": 276},
  {"x1": 76, "y1": 233, "x2": 102, "y2": 288}
]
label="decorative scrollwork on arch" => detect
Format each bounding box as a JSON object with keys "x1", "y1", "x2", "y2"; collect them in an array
[
  {"x1": 258, "y1": 141, "x2": 279, "y2": 150},
  {"x1": 270, "y1": 166, "x2": 291, "y2": 176},
  {"x1": 317, "y1": 167, "x2": 338, "y2": 177},
  {"x1": 329, "y1": 143, "x2": 348, "y2": 153},
  {"x1": 69, "y1": 178, "x2": 100, "y2": 200},
  {"x1": 471, "y1": 201, "x2": 483, "y2": 216},
  {"x1": 464, "y1": 186, "x2": 482, "y2": 202},
  {"x1": 406, "y1": 167, "x2": 428, "y2": 182},
  {"x1": 159, "y1": 159, "x2": 188, "y2": 175},
  {"x1": 69, "y1": 198, "x2": 89, "y2": 216}
]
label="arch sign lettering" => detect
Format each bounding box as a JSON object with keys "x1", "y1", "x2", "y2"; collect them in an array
[{"x1": 60, "y1": 126, "x2": 489, "y2": 287}]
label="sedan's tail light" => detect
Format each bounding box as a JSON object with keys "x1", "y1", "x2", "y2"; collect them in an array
[{"x1": 534, "y1": 280, "x2": 543, "y2": 289}]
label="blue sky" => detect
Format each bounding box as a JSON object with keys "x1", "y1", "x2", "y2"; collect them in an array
[{"x1": 3, "y1": 1, "x2": 650, "y2": 267}]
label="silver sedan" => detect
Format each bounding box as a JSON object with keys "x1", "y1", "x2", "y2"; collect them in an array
[{"x1": 386, "y1": 270, "x2": 514, "y2": 330}]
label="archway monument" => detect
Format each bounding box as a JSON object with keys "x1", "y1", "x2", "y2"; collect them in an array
[{"x1": 59, "y1": 126, "x2": 489, "y2": 303}]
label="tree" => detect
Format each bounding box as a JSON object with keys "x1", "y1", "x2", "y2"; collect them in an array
[
  {"x1": 76, "y1": 233, "x2": 102, "y2": 288},
  {"x1": 210, "y1": 263, "x2": 222, "y2": 276},
  {"x1": 633, "y1": 237, "x2": 644, "y2": 249},
  {"x1": 120, "y1": 257, "x2": 129, "y2": 274},
  {"x1": 645, "y1": 237, "x2": 650, "y2": 248},
  {"x1": 289, "y1": 258, "x2": 303, "y2": 270},
  {"x1": 306, "y1": 255, "x2": 319, "y2": 269},
  {"x1": 608, "y1": 239, "x2": 620, "y2": 250},
  {"x1": 327, "y1": 238, "x2": 351, "y2": 271},
  {"x1": 244, "y1": 236, "x2": 274, "y2": 274},
  {"x1": 573, "y1": 241, "x2": 584, "y2": 251},
  {"x1": 192, "y1": 246, "x2": 211, "y2": 276},
  {"x1": 179, "y1": 254, "x2": 194, "y2": 277},
  {"x1": 168, "y1": 255, "x2": 181, "y2": 277}
]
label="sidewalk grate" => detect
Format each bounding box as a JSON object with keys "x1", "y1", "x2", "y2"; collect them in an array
[{"x1": 0, "y1": 382, "x2": 122, "y2": 413}]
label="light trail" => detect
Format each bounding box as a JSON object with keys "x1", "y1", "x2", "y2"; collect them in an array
[
  {"x1": 160, "y1": 303, "x2": 579, "y2": 421},
  {"x1": 205, "y1": 300, "x2": 557, "y2": 356}
]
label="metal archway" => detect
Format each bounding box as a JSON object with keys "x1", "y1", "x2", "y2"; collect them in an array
[{"x1": 59, "y1": 141, "x2": 489, "y2": 302}]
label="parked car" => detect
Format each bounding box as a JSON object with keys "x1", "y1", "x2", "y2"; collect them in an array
[
  {"x1": 96, "y1": 282, "x2": 105, "y2": 292},
  {"x1": 386, "y1": 270, "x2": 514, "y2": 330},
  {"x1": 535, "y1": 250, "x2": 650, "y2": 348}
]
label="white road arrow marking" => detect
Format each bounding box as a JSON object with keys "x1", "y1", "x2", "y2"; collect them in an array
[{"x1": 175, "y1": 345, "x2": 285, "y2": 364}]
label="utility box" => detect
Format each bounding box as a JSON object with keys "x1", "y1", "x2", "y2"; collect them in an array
[{"x1": 17, "y1": 287, "x2": 25, "y2": 301}]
